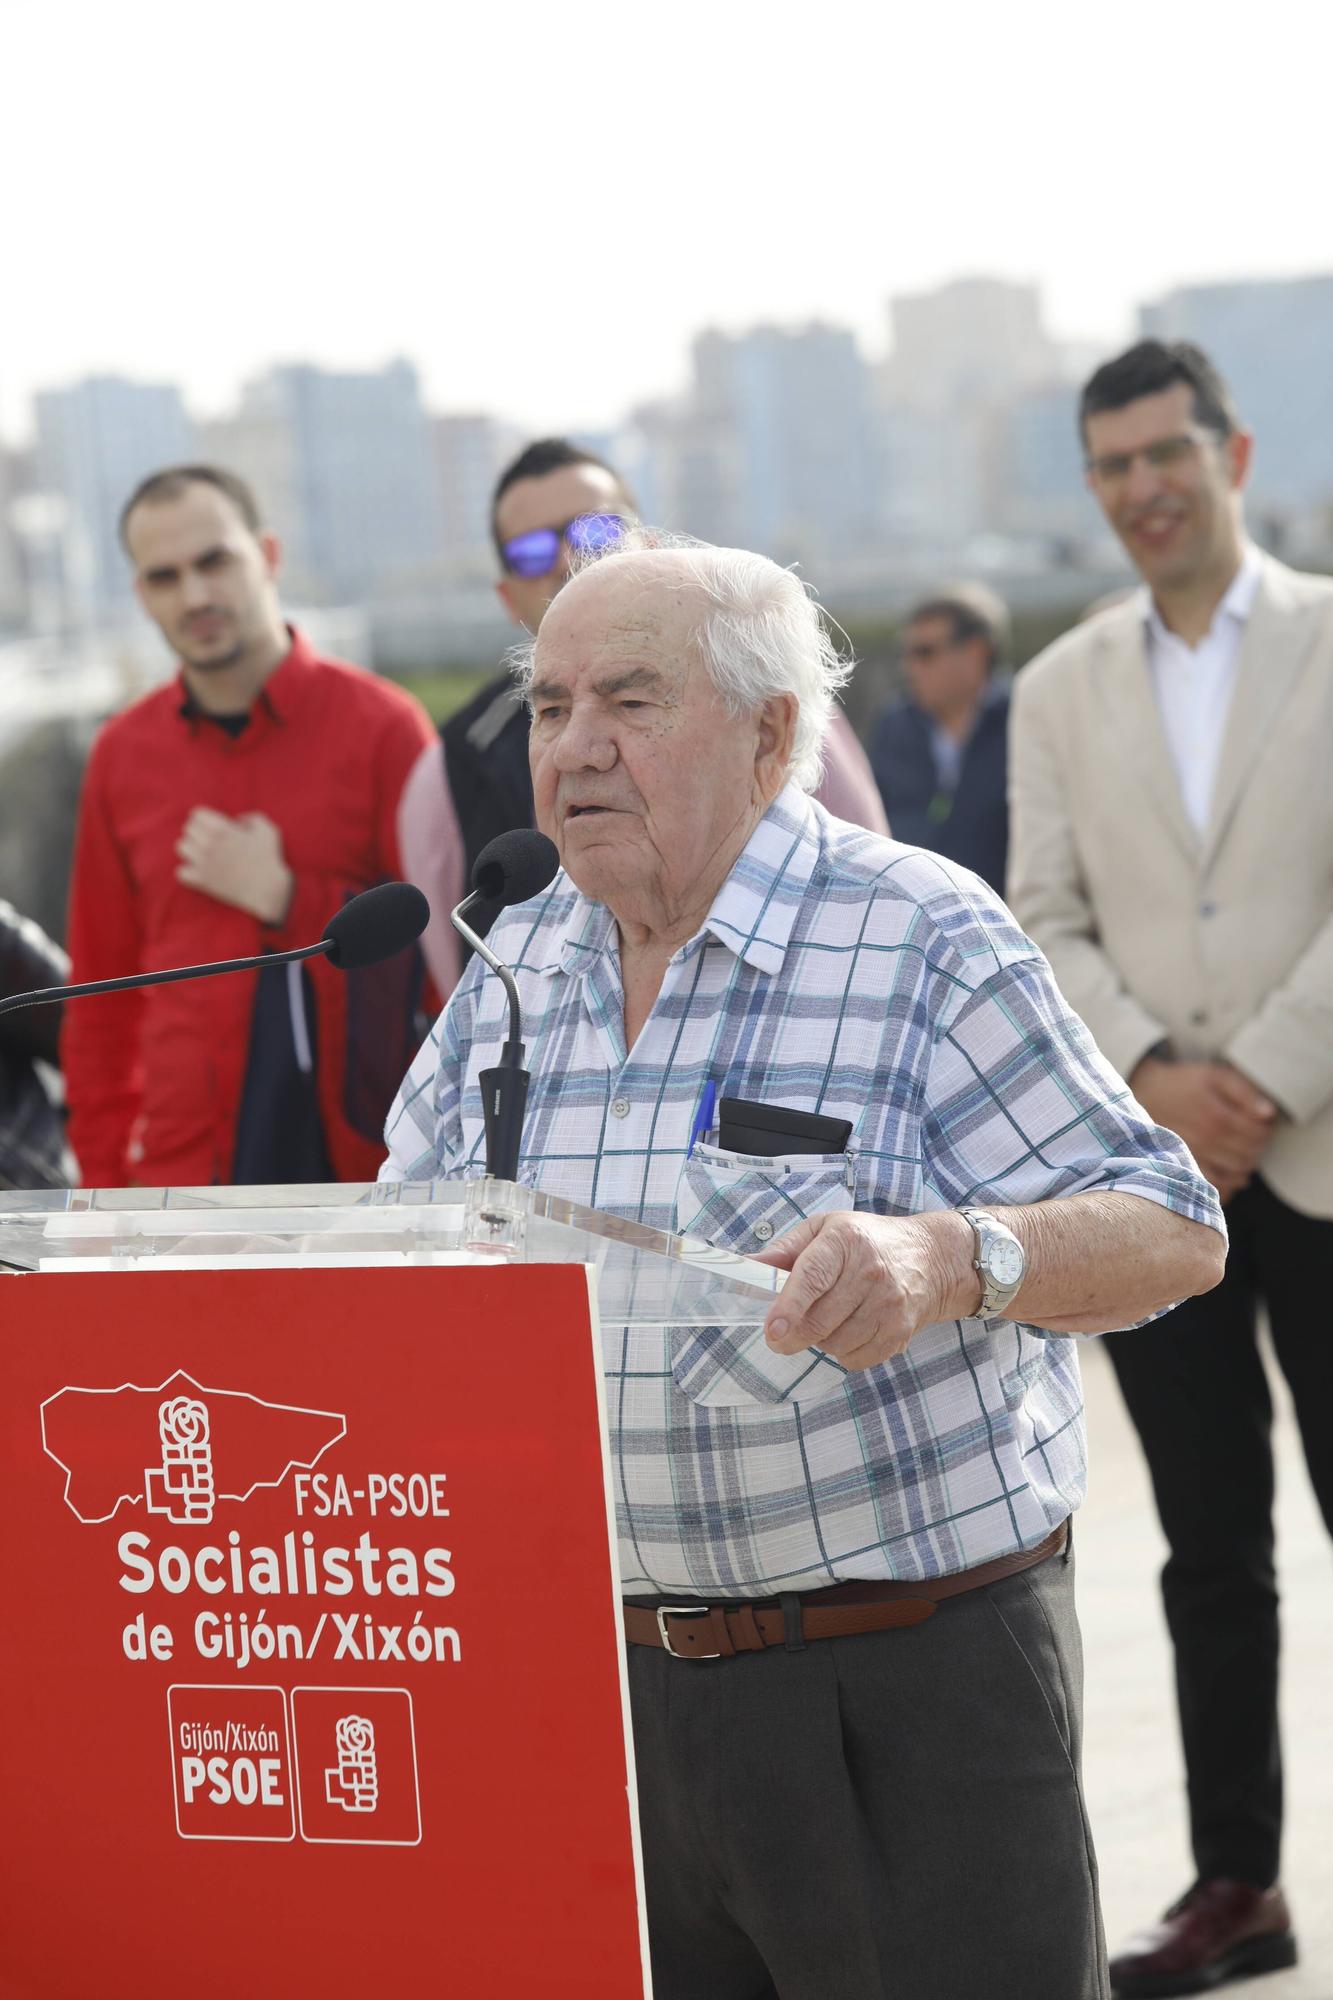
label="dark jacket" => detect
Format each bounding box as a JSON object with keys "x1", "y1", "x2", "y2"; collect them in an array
[
  {"x1": 0, "y1": 899, "x2": 75, "y2": 1189},
  {"x1": 441, "y1": 671, "x2": 534, "y2": 955},
  {"x1": 868, "y1": 682, "x2": 1010, "y2": 894}
]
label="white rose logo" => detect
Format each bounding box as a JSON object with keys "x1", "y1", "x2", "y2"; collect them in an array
[
  {"x1": 145, "y1": 1395, "x2": 216, "y2": 1523},
  {"x1": 327, "y1": 1715, "x2": 379, "y2": 1812},
  {"x1": 337, "y1": 1717, "x2": 375, "y2": 1756},
  {"x1": 160, "y1": 1398, "x2": 210, "y2": 1448}
]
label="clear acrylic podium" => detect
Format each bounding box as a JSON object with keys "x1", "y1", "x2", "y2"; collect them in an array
[
  {"x1": 0, "y1": 1176, "x2": 783, "y2": 1326},
  {"x1": 0, "y1": 1178, "x2": 787, "y2": 1998}
]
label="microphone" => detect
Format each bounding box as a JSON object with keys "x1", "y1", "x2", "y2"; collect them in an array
[
  {"x1": 449, "y1": 830, "x2": 560, "y2": 1182},
  {"x1": 469, "y1": 828, "x2": 562, "y2": 910},
  {"x1": 0, "y1": 881, "x2": 430, "y2": 1019},
  {"x1": 320, "y1": 882, "x2": 430, "y2": 969}
]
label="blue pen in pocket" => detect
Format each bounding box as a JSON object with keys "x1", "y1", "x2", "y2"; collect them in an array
[{"x1": 687, "y1": 1078, "x2": 717, "y2": 1158}]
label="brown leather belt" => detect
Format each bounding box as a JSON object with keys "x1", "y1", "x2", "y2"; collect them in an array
[{"x1": 623, "y1": 1520, "x2": 1068, "y2": 1660}]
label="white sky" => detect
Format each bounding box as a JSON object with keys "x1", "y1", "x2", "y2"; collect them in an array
[{"x1": 4, "y1": 0, "x2": 1330, "y2": 441}]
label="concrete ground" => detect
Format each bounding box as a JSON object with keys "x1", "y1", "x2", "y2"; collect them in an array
[{"x1": 1077, "y1": 1338, "x2": 1332, "y2": 1999}]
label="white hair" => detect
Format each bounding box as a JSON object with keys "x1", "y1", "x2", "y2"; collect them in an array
[{"x1": 507, "y1": 530, "x2": 853, "y2": 792}]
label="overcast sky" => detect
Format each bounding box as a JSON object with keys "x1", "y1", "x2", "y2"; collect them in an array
[{"x1": 5, "y1": 0, "x2": 1329, "y2": 441}]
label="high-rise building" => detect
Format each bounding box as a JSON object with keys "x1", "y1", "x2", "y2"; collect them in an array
[
  {"x1": 995, "y1": 383, "x2": 1103, "y2": 548},
  {"x1": 884, "y1": 277, "x2": 1057, "y2": 412},
  {"x1": 198, "y1": 388, "x2": 314, "y2": 597},
  {"x1": 1139, "y1": 275, "x2": 1333, "y2": 522},
  {"x1": 878, "y1": 404, "x2": 988, "y2": 546},
  {"x1": 691, "y1": 323, "x2": 880, "y2": 562},
  {"x1": 876, "y1": 279, "x2": 1069, "y2": 553},
  {"x1": 244, "y1": 359, "x2": 444, "y2": 601},
  {"x1": 34, "y1": 375, "x2": 193, "y2": 616},
  {"x1": 432, "y1": 413, "x2": 523, "y2": 580},
  {"x1": 0, "y1": 440, "x2": 31, "y2": 629},
  {"x1": 628, "y1": 398, "x2": 746, "y2": 547}
]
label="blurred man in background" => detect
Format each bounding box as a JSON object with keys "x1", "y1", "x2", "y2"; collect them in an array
[
  {"x1": 398, "y1": 437, "x2": 888, "y2": 996},
  {"x1": 868, "y1": 584, "x2": 1011, "y2": 893},
  {"x1": 1009, "y1": 339, "x2": 1333, "y2": 1997},
  {"x1": 63, "y1": 466, "x2": 435, "y2": 1188}
]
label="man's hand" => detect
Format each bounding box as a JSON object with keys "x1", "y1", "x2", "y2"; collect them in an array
[
  {"x1": 175, "y1": 809, "x2": 293, "y2": 926},
  {"x1": 754, "y1": 1210, "x2": 978, "y2": 1372},
  {"x1": 1130, "y1": 1057, "x2": 1277, "y2": 1201}
]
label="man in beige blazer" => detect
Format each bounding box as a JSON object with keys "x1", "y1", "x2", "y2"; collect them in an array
[{"x1": 1010, "y1": 338, "x2": 1333, "y2": 1998}]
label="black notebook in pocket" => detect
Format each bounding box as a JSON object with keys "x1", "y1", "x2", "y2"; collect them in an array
[{"x1": 718, "y1": 1096, "x2": 853, "y2": 1159}]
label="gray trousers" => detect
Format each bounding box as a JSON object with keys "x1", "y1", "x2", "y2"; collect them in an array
[{"x1": 628, "y1": 1540, "x2": 1109, "y2": 2000}]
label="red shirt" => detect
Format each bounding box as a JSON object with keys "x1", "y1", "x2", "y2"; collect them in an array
[{"x1": 63, "y1": 630, "x2": 435, "y2": 1187}]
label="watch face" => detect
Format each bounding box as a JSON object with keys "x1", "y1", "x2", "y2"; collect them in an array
[{"x1": 989, "y1": 1238, "x2": 1025, "y2": 1288}]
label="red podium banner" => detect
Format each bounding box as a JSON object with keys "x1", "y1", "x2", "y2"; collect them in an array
[{"x1": 0, "y1": 1263, "x2": 649, "y2": 1998}]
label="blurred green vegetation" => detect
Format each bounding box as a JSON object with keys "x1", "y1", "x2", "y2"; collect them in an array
[
  {"x1": 387, "y1": 670, "x2": 492, "y2": 723},
  {"x1": 382, "y1": 599, "x2": 1095, "y2": 741},
  {"x1": 12, "y1": 601, "x2": 1096, "y2": 948}
]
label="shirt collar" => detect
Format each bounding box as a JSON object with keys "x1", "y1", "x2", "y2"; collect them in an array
[
  {"x1": 550, "y1": 781, "x2": 822, "y2": 982},
  {"x1": 175, "y1": 623, "x2": 315, "y2": 725},
  {"x1": 1140, "y1": 543, "x2": 1263, "y2": 647}
]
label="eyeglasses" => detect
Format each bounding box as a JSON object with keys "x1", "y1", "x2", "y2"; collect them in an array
[
  {"x1": 1085, "y1": 432, "x2": 1218, "y2": 489},
  {"x1": 500, "y1": 512, "x2": 628, "y2": 579},
  {"x1": 901, "y1": 637, "x2": 960, "y2": 666}
]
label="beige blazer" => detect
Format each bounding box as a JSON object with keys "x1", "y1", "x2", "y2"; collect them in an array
[{"x1": 1008, "y1": 553, "x2": 1333, "y2": 1219}]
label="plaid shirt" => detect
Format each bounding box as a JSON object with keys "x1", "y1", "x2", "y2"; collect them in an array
[{"x1": 382, "y1": 784, "x2": 1223, "y2": 1595}]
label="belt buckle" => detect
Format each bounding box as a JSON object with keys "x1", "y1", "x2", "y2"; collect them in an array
[{"x1": 656, "y1": 1605, "x2": 721, "y2": 1660}]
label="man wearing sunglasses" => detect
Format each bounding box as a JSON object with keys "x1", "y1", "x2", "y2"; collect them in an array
[
  {"x1": 868, "y1": 584, "x2": 1011, "y2": 893},
  {"x1": 1009, "y1": 339, "x2": 1333, "y2": 1996},
  {"x1": 398, "y1": 437, "x2": 888, "y2": 996}
]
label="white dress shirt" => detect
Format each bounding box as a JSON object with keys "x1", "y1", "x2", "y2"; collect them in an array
[{"x1": 1142, "y1": 544, "x2": 1263, "y2": 836}]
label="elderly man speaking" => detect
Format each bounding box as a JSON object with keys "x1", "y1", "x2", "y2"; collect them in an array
[{"x1": 382, "y1": 541, "x2": 1225, "y2": 2000}]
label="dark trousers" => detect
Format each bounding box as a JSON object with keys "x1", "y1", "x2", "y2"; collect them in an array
[
  {"x1": 1104, "y1": 1175, "x2": 1333, "y2": 1889},
  {"x1": 628, "y1": 1543, "x2": 1107, "y2": 2000}
]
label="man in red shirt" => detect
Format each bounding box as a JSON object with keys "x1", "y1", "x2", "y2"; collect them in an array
[{"x1": 63, "y1": 465, "x2": 435, "y2": 1188}]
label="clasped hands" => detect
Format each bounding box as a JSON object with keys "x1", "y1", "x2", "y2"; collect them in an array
[
  {"x1": 754, "y1": 1209, "x2": 978, "y2": 1373},
  {"x1": 1130, "y1": 1056, "x2": 1276, "y2": 1204},
  {"x1": 175, "y1": 808, "x2": 293, "y2": 926}
]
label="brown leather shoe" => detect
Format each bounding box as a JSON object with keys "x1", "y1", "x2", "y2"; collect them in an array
[{"x1": 1109, "y1": 1880, "x2": 1297, "y2": 1996}]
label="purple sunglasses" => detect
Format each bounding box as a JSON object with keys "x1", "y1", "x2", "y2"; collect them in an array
[{"x1": 500, "y1": 511, "x2": 628, "y2": 579}]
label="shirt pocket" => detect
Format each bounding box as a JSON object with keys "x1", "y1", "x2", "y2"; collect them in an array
[
  {"x1": 670, "y1": 1143, "x2": 856, "y2": 1409},
  {"x1": 676, "y1": 1142, "x2": 856, "y2": 1251}
]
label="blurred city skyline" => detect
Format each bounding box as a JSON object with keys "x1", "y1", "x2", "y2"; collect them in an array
[
  {"x1": 1, "y1": 254, "x2": 1323, "y2": 451},
  {"x1": 5, "y1": 0, "x2": 1331, "y2": 441},
  {"x1": 7, "y1": 264, "x2": 1333, "y2": 680}
]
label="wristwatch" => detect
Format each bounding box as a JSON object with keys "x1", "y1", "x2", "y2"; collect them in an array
[{"x1": 960, "y1": 1208, "x2": 1026, "y2": 1317}]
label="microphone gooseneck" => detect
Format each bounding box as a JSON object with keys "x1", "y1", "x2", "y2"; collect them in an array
[
  {"x1": 449, "y1": 830, "x2": 561, "y2": 1049},
  {"x1": 448, "y1": 829, "x2": 561, "y2": 1182}
]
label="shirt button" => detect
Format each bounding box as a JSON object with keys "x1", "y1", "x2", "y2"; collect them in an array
[
  {"x1": 1199, "y1": 901, "x2": 1218, "y2": 918},
  {"x1": 753, "y1": 1220, "x2": 774, "y2": 1241},
  {"x1": 1189, "y1": 1008, "x2": 1208, "y2": 1027},
  {"x1": 610, "y1": 1098, "x2": 631, "y2": 1119}
]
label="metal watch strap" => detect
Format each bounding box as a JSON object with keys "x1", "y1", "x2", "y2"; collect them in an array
[{"x1": 960, "y1": 1206, "x2": 1024, "y2": 1317}]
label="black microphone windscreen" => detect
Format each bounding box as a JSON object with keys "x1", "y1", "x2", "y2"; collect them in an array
[
  {"x1": 322, "y1": 882, "x2": 430, "y2": 970},
  {"x1": 471, "y1": 830, "x2": 560, "y2": 909}
]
